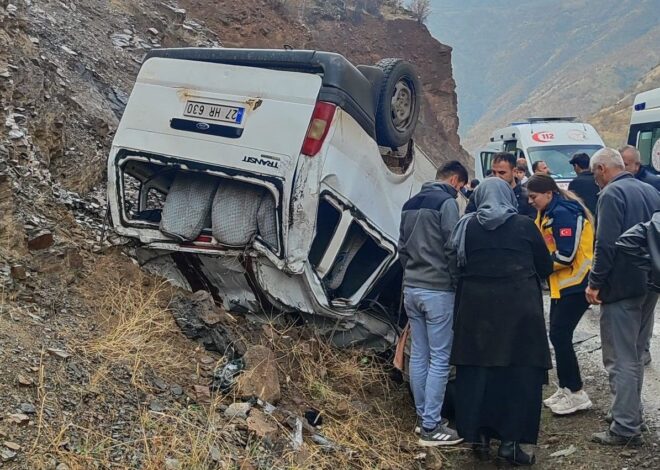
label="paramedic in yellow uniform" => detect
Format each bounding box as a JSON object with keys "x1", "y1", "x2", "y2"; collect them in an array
[{"x1": 526, "y1": 174, "x2": 595, "y2": 417}]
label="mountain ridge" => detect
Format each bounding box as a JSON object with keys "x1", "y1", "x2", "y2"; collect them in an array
[{"x1": 427, "y1": 0, "x2": 660, "y2": 151}]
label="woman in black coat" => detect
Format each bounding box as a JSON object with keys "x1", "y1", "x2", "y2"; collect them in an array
[{"x1": 447, "y1": 177, "x2": 553, "y2": 466}]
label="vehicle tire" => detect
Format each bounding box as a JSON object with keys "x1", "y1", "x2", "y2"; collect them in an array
[{"x1": 374, "y1": 58, "x2": 422, "y2": 148}]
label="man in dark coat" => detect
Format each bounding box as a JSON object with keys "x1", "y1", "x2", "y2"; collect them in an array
[
  {"x1": 568, "y1": 153, "x2": 599, "y2": 216},
  {"x1": 586, "y1": 148, "x2": 660, "y2": 446},
  {"x1": 621, "y1": 145, "x2": 660, "y2": 191},
  {"x1": 620, "y1": 145, "x2": 659, "y2": 365},
  {"x1": 466, "y1": 152, "x2": 536, "y2": 217}
]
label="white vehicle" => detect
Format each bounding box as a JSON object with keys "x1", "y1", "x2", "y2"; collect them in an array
[
  {"x1": 628, "y1": 87, "x2": 660, "y2": 172},
  {"x1": 107, "y1": 48, "x2": 436, "y2": 349},
  {"x1": 475, "y1": 118, "x2": 605, "y2": 186}
]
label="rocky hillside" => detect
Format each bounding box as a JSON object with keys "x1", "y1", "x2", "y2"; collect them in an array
[
  {"x1": 589, "y1": 62, "x2": 660, "y2": 147},
  {"x1": 428, "y1": 0, "x2": 660, "y2": 150},
  {"x1": 0, "y1": 0, "x2": 466, "y2": 468},
  {"x1": 2, "y1": 2, "x2": 660, "y2": 469}
]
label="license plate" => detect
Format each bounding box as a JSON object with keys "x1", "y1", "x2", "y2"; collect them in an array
[{"x1": 183, "y1": 100, "x2": 244, "y2": 125}]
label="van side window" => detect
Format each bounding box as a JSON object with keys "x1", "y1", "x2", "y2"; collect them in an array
[{"x1": 504, "y1": 140, "x2": 517, "y2": 153}]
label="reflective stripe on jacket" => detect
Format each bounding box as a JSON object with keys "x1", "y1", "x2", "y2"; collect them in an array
[{"x1": 535, "y1": 195, "x2": 594, "y2": 299}]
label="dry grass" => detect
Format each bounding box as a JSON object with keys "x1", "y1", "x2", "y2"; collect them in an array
[
  {"x1": 25, "y1": 255, "x2": 427, "y2": 469},
  {"x1": 76, "y1": 258, "x2": 191, "y2": 388},
  {"x1": 26, "y1": 256, "x2": 239, "y2": 469},
  {"x1": 268, "y1": 323, "x2": 422, "y2": 469}
]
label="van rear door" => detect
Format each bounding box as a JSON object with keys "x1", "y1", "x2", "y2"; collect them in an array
[{"x1": 113, "y1": 57, "x2": 323, "y2": 178}]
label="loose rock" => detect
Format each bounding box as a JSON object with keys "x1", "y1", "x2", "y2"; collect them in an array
[
  {"x1": 1, "y1": 449, "x2": 17, "y2": 461},
  {"x1": 193, "y1": 385, "x2": 211, "y2": 402},
  {"x1": 246, "y1": 409, "x2": 278, "y2": 439},
  {"x1": 237, "y1": 345, "x2": 281, "y2": 404},
  {"x1": 3, "y1": 441, "x2": 20, "y2": 451},
  {"x1": 20, "y1": 403, "x2": 37, "y2": 414},
  {"x1": 10, "y1": 264, "x2": 27, "y2": 281},
  {"x1": 17, "y1": 374, "x2": 34, "y2": 386},
  {"x1": 149, "y1": 400, "x2": 165, "y2": 412},
  {"x1": 47, "y1": 348, "x2": 72, "y2": 359},
  {"x1": 164, "y1": 458, "x2": 181, "y2": 470},
  {"x1": 7, "y1": 413, "x2": 30, "y2": 425},
  {"x1": 224, "y1": 402, "x2": 252, "y2": 420},
  {"x1": 27, "y1": 230, "x2": 54, "y2": 250}
]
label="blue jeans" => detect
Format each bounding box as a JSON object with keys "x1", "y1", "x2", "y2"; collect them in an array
[{"x1": 404, "y1": 287, "x2": 455, "y2": 430}]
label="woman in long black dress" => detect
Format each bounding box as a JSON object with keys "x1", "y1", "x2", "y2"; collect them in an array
[{"x1": 447, "y1": 177, "x2": 553, "y2": 466}]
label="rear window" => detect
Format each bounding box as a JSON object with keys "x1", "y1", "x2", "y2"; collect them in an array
[
  {"x1": 528, "y1": 145, "x2": 603, "y2": 179},
  {"x1": 637, "y1": 125, "x2": 660, "y2": 168}
]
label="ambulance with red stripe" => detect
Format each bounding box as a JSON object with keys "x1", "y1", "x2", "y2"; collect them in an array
[{"x1": 475, "y1": 118, "x2": 605, "y2": 188}]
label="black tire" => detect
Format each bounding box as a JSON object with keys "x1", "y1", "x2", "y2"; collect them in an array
[{"x1": 374, "y1": 58, "x2": 422, "y2": 148}]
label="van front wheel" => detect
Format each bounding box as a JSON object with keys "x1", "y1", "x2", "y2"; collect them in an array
[{"x1": 374, "y1": 58, "x2": 421, "y2": 148}]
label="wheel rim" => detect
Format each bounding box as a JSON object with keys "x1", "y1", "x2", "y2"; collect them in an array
[{"x1": 391, "y1": 78, "x2": 415, "y2": 131}]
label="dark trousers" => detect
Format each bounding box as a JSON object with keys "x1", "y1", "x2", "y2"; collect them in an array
[
  {"x1": 601, "y1": 292, "x2": 657, "y2": 437},
  {"x1": 549, "y1": 293, "x2": 589, "y2": 392}
]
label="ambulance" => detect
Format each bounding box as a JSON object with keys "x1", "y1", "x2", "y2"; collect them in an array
[
  {"x1": 628, "y1": 87, "x2": 660, "y2": 173},
  {"x1": 475, "y1": 118, "x2": 605, "y2": 188}
]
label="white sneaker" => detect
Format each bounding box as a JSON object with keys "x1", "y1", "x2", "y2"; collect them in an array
[
  {"x1": 550, "y1": 389, "x2": 593, "y2": 415},
  {"x1": 543, "y1": 387, "x2": 566, "y2": 408}
]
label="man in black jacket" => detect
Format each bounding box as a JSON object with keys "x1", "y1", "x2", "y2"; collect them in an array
[
  {"x1": 621, "y1": 145, "x2": 660, "y2": 191},
  {"x1": 586, "y1": 148, "x2": 660, "y2": 446},
  {"x1": 568, "y1": 153, "x2": 599, "y2": 216},
  {"x1": 466, "y1": 152, "x2": 536, "y2": 217}
]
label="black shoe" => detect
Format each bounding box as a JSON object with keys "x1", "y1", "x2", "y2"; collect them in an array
[
  {"x1": 643, "y1": 352, "x2": 652, "y2": 366},
  {"x1": 471, "y1": 434, "x2": 491, "y2": 461},
  {"x1": 497, "y1": 441, "x2": 536, "y2": 466},
  {"x1": 605, "y1": 412, "x2": 650, "y2": 433},
  {"x1": 592, "y1": 430, "x2": 642, "y2": 446}
]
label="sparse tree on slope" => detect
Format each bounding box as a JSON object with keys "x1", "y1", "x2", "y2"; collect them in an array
[{"x1": 409, "y1": 0, "x2": 431, "y2": 24}]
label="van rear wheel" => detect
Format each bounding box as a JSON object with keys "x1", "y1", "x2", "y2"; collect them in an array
[{"x1": 374, "y1": 58, "x2": 421, "y2": 148}]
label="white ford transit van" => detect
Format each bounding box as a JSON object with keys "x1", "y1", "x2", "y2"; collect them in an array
[{"x1": 107, "y1": 48, "x2": 436, "y2": 348}]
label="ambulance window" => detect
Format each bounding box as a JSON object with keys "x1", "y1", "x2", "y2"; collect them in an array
[
  {"x1": 480, "y1": 152, "x2": 494, "y2": 174},
  {"x1": 638, "y1": 127, "x2": 660, "y2": 168},
  {"x1": 504, "y1": 141, "x2": 517, "y2": 153}
]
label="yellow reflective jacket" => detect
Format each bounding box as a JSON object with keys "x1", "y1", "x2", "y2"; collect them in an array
[{"x1": 535, "y1": 196, "x2": 594, "y2": 299}]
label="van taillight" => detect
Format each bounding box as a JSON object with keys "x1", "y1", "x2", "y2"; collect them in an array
[{"x1": 301, "y1": 101, "x2": 336, "y2": 157}]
